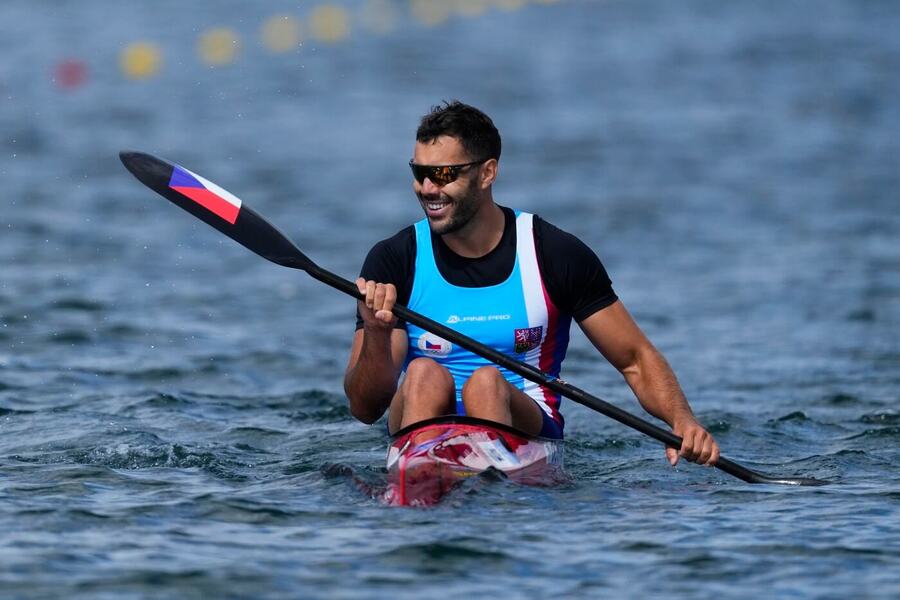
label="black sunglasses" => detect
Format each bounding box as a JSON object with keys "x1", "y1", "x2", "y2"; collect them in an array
[{"x1": 408, "y1": 159, "x2": 487, "y2": 186}]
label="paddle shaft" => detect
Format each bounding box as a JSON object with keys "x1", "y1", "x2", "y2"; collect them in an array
[{"x1": 306, "y1": 265, "x2": 772, "y2": 485}]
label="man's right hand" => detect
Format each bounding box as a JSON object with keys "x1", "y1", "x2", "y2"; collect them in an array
[
  {"x1": 356, "y1": 278, "x2": 398, "y2": 329},
  {"x1": 347, "y1": 279, "x2": 405, "y2": 424}
]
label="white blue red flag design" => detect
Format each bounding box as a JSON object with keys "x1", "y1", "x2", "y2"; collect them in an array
[{"x1": 168, "y1": 165, "x2": 242, "y2": 224}]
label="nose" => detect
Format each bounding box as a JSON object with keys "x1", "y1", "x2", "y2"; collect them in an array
[{"x1": 420, "y1": 177, "x2": 441, "y2": 195}]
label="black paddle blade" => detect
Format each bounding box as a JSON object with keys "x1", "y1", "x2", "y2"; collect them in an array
[
  {"x1": 758, "y1": 476, "x2": 830, "y2": 486},
  {"x1": 119, "y1": 151, "x2": 315, "y2": 271},
  {"x1": 708, "y1": 456, "x2": 830, "y2": 486}
]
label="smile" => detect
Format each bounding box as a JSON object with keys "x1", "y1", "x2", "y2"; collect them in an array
[{"x1": 422, "y1": 197, "x2": 452, "y2": 214}]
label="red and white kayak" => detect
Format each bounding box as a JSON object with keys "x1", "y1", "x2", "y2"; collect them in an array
[{"x1": 383, "y1": 415, "x2": 565, "y2": 507}]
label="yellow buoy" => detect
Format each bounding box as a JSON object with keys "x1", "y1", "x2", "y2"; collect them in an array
[
  {"x1": 120, "y1": 42, "x2": 162, "y2": 80},
  {"x1": 454, "y1": 0, "x2": 489, "y2": 17},
  {"x1": 198, "y1": 28, "x2": 241, "y2": 66},
  {"x1": 309, "y1": 5, "x2": 350, "y2": 43},
  {"x1": 410, "y1": 0, "x2": 451, "y2": 26},
  {"x1": 261, "y1": 15, "x2": 302, "y2": 53},
  {"x1": 493, "y1": 0, "x2": 526, "y2": 10}
]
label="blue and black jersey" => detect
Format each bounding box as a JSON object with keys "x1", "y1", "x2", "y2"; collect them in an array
[{"x1": 356, "y1": 206, "x2": 618, "y2": 433}]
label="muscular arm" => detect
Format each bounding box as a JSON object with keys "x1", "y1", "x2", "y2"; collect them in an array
[
  {"x1": 343, "y1": 280, "x2": 408, "y2": 424},
  {"x1": 579, "y1": 300, "x2": 719, "y2": 465}
]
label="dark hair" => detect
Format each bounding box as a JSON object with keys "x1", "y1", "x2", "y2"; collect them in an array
[{"x1": 416, "y1": 100, "x2": 501, "y2": 161}]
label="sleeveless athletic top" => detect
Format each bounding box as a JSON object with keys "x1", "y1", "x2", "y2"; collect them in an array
[{"x1": 404, "y1": 212, "x2": 571, "y2": 425}]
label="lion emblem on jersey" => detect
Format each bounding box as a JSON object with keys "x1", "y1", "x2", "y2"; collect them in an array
[{"x1": 513, "y1": 326, "x2": 543, "y2": 353}]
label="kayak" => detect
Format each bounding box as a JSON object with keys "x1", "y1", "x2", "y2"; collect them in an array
[{"x1": 383, "y1": 415, "x2": 565, "y2": 507}]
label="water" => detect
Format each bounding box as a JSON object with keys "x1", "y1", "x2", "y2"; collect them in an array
[{"x1": 2, "y1": 0, "x2": 899, "y2": 597}]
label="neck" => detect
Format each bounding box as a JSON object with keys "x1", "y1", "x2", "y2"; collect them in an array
[{"x1": 440, "y1": 199, "x2": 505, "y2": 258}]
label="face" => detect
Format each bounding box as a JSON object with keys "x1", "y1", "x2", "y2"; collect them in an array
[{"x1": 411, "y1": 136, "x2": 485, "y2": 236}]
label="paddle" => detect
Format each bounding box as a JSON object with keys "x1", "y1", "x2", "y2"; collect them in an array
[{"x1": 119, "y1": 150, "x2": 828, "y2": 486}]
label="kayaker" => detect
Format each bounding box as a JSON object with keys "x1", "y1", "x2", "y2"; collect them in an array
[{"x1": 344, "y1": 101, "x2": 719, "y2": 467}]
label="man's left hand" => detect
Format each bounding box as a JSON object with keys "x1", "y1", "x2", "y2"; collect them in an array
[{"x1": 667, "y1": 418, "x2": 720, "y2": 466}]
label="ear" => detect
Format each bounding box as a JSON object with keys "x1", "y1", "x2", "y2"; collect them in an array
[{"x1": 480, "y1": 158, "x2": 498, "y2": 189}]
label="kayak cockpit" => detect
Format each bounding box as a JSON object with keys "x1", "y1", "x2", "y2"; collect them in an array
[{"x1": 384, "y1": 415, "x2": 565, "y2": 507}]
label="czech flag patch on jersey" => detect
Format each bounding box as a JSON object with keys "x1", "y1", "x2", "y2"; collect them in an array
[
  {"x1": 168, "y1": 165, "x2": 242, "y2": 224},
  {"x1": 418, "y1": 333, "x2": 452, "y2": 356}
]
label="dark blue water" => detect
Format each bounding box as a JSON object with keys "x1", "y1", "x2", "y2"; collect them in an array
[{"x1": 2, "y1": 1, "x2": 899, "y2": 597}]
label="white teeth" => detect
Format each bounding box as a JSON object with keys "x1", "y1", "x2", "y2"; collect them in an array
[{"x1": 427, "y1": 202, "x2": 447, "y2": 211}]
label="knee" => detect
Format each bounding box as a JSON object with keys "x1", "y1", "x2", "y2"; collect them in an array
[
  {"x1": 404, "y1": 358, "x2": 453, "y2": 388},
  {"x1": 462, "y1": 366, "x2": 506, "y2": 397}
]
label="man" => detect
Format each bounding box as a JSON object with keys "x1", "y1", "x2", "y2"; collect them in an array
[{"x1": 344, "y1": 101, "x2": 719, "y2": 467}]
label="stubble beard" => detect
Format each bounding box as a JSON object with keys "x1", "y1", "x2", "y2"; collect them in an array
[{"x1": 421, "y1": 179, "x2": 481, "y2": 236}]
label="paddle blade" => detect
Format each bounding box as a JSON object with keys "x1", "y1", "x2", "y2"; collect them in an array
[
  {"x1": 119, "y1": 151, "x2": 314, "y2": 271},
  {"x1": 758, "y1": 476, "x2": 830, "y2": 487}
]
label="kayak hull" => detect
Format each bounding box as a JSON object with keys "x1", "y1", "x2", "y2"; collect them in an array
[{"x1": 383, "y1": 415, "x2": 565, "y2": 507}]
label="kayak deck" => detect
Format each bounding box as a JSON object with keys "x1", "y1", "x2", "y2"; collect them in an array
[{"x1": 383, "y1": 415, "x2": 565, "y2": 507}]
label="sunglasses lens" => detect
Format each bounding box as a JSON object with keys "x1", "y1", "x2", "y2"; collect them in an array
[
  {"x1": 413, "y1": 166, "x2": 455, "y2": 186},
  {"x1": 430, "y1": 166, "x2": 456, "y2": 186},
  {"x1": 410, "y1": 162, "x2": 478, "y2": 186},
  {"x1": 410, "y1": 163, "x2": 428, "y2": 184}
]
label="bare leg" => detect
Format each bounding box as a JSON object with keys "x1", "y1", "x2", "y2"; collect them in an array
[
  {"x1": 388, "y1": 357, "x2": 456, "y2": 434},
  {"x1": 461, "y1": 366, "x2": 545, "y2": 436}
]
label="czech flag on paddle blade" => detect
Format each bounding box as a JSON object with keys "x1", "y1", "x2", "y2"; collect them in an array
[{"x1": 168, "y1": 165, "x2": 242, "y2": 225}]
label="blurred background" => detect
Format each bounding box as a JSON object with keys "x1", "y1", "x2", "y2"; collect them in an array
[
  {"x1": 1, "y1": 0, "x2": 898, "y2": 597},
  {"x1": 3, "y1": 0, "x2": 896, "y2": 398}
]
